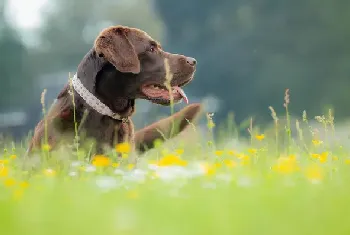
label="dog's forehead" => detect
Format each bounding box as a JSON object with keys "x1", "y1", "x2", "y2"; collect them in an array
[
  {"x1": 128, "y1": 29, "x2": 161, "y2": 52},
  {"x1": 129, "y1": 28, "x2": 153, "y2": 40}
]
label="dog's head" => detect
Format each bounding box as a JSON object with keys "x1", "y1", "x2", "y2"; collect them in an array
[{"x1": 94, "y1": 25, "x2": 196, "y2": 106}]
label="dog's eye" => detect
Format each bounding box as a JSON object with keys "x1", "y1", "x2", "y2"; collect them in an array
[{"x1": 149, "y1": 46, "x2": 156, "y2": 52}]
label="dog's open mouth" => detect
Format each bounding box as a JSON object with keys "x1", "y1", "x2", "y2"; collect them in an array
[{"x1": 141, "y1": 83, "x2": 189, "y2": 104}]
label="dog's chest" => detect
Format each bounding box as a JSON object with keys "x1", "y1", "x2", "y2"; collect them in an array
[{"x1": 80, "y1": 114, "x2": 134, "y2": 148}]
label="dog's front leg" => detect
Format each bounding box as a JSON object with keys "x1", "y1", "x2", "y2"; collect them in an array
[{"x1": 134, "y1": 103, "x2": 202, "y2": 153}]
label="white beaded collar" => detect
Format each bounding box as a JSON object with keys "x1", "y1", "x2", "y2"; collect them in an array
[{"x1": 71, "y1": 74, "x2": 129, "y2": 123}]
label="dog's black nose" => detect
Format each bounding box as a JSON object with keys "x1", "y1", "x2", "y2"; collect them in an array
[{"x1": 186, "y1": 57, "x2": 197, "y2": 66}]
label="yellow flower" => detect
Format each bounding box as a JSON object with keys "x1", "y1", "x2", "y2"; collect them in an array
[
  {"x1": 319, "y1": 152, "x2": 328, "y2": 163},
  {"x1": 240, "y1": 155, "x2": 251, "y2": 166},
  {"x1": 127, "y1": 164, "x2": 135, "y2": 170},
  {"x1": 200, "y1": 163, "x2": 216, "y2": 176},
  {"x1": 157, "y1": 154, "x2": 188, "y2": 167},
  {"x1": 43, "y1": 168, "x2": 56, "y2": 177},
  {"x1": 214, "y1": 162, "x2": 222, "y2": 168},
  {"x1": 227, "y1": 150, "x2": 235, "y2": 156},
  {"x1": 41, "y1": 144, "x2": 51, "y2": 151},
  {"x1": 4, "y1": 178, "x2": 16, "y2": 187},
  {"x1": 305, "y1": 164, "x2": 323, "y2": 182},
  {"x1": 0, "y1": 159, "x2": 9, "y2": 165},
  {"x1": 115, "y1": 142, "x2": 131, "y2": 153},
  {"x1": 345, "y1": 159, "x2": 350, "y2": 165},
  {"x1": 312, "y1": 140, "x2": 323, "y2": 146},
  {"x1": 175, "y1": 149, "x2": 184, "y2": 155},
  {"x1": 311, "y1": 153, "x2": 320, "y2": 159},
  {"x1": 272, "y1": 156, "x2": 299, "y2": 174},
  {"x1": 311, "y1": 152, "x2": 328, "y2": 163},
  {"x1": 0, "y1": 166, "x2": 9, "y2": 177},
  {"x1": 215, "y1": 150, "x2": 224, "y2": 157},
  {"x1": 112, "y1": 163, "x2": 120, "y2": 168},
  {"x1": 19, "y1": 181, "x2": 29, "y2": 188},
  {"x1": 289, "y1": 154, "x2": 296, "y2": 161},
  {"x1": 9, "y1": 155, "x2": 17, "y2": 160},
  {"x1": 248, "y1": 148, "x2": 257, "y2": 154},
  {"x1": 236, "y1": 153, "x2": 245, "y2": 159},
  {"x1": 332, "y1": 156, "x2": 338, "y2": 161},
  {"x1": 224, "y1": 159, "x2": 237, "y2": 168},
  {"x1": 255, "y1": 134, "x2": 265, "y2": 141},
  {"x1": 92, "y1": 155, "x2": 111, "y2": 167}
]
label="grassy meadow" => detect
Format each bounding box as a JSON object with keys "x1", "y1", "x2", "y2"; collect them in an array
[{"x1": 1, "y1": 89, "x2": 350, "y2": 235}]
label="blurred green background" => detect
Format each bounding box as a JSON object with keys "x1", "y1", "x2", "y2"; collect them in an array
[{"x1": 0, "y1": 0, "x2": 349, "y2": 140}]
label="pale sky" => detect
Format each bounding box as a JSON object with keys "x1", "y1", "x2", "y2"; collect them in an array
[{"x1": 6, "y1": 0, "x2": 48, "y2": 29}]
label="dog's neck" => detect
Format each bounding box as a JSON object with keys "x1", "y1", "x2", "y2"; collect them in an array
[
  {"x1": 77, "y1": 48, "x2": 105, "y2": 92},
  {"x1": 75, "y1": 48, "x2": 135, "y2": 118}
]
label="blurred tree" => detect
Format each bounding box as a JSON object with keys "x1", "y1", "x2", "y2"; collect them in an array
[
  {"x1": 0, "y1": 0, "x2": 34, "y2": 110},
  {"x1": 155, "y1": 0, "x2": 350, "y2": 125},
  {"x1": 34, "y1": 0, "x2": 164, "y2": 74}
]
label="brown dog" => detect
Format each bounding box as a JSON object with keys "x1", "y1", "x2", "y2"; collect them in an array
[{"x1": 28, "y1": 25, "x2": 202, "y2": 156}]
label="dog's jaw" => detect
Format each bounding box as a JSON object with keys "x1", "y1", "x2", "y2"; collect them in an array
[{"x1": 139, "y1": 71, "x2": 195, "y2": 106}]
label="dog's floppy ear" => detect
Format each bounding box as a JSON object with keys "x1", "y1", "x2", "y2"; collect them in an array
[{"x1": 94, "y1": 26, "x2": 140, "y2": 74}]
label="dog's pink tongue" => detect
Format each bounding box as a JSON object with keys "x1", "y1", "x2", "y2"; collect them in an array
[{"x1": 174, "y1": 87, "x2": 189, "y2": 104}]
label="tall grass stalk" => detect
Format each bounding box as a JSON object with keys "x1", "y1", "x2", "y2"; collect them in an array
[
  {"x1": 284, "y1": 88, "x2": 292, "y2": 154},
  {"x1": 163, "y1": 58, "x2": 176, "y2": 139},
  {"x1": 206, "y1": 112, "x2": 216, "y2": 150},
  {"x1": 269, "y1": 106, "x2": 279, "y2": 156},
  {"x1": 68, "y1": 73, "x2": 80, "y2": 160},
  {"x1": 247, "y1": 117, "x2": 253, "y2": 146},
  {"x1": 40, "y1": 89, "x2": 49, "y2": 166}
]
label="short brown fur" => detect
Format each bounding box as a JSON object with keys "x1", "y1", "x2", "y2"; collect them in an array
[{"x1": 28, "y1": 25, "x2": 201, "y2": 157}]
